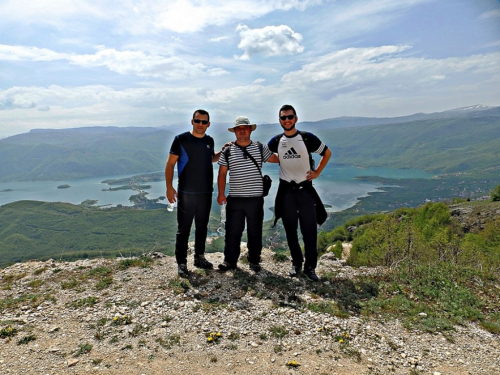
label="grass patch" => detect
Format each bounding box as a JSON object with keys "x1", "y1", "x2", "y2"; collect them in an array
[
  {"x1": 70, "y1": 296, "x2": 98, "y2": 308},
  {"x1": 118, "y1": 257, "x2": 154, "y2": 270},
  {"x1": 156, "y1": 334, "x2": 180, "y2": 349},
  {"x1": 17, "y1": 335, "x2": 36, "y2": 345},
  {"x1": 269, "y1": 325, "x2": 289, "y2": 339},
  {"x1": 74, "y1": 343, "x2": 93, "y2": 357}
]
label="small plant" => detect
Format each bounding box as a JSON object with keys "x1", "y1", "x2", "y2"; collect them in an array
[
  {"x1": 111, "y1": 315, "x2": 133, "y2": 326},
  {"x1": 121, "y1": 344, "x2": 133, "y2": 350},
  {"x1": 95, "y1": 276, "x2": 113, "y2": 290},
  {"x1": 17, "y1": 335, "x2": 36, "y2": 345},
  {"x1": 490, "y1": 184, "x2": 500, "y2": 201},
  {"x1": 273, "y1": 251, "x2": 288, "y2": 262},
  {"x1": 269, "y1": 325, "x2": 289, "y2": 339},
  {"x1": 109, "y1": 336, "x2": 119, "y2": 344},
  {"x1": 92, "y1": 358, "x2": 103, "y2": 365},
  {"x1": 71, "y1": 296, "x2": 98, "y2": 308},
  {"x1": 259, "y1": 333, "x2": 268, "y2": 340},
  {"x1": 94, "y1": 328, "x2": 106, "y2": 341},
  {"x1": 61, "y1": 279, "x2": 79, "y2": 290},
  {"x1": 342, "y1": 347, "x2": 362, "y2": 363},
  {"x1": 168, "y1": 279, "x2": 190, "y2": 295},
  {"x1": 210, "y1": 356, "x2": 218, "y2": 363},
  {"x1": 0, "y1": 325, "x2": 18, "y2": 338},
  {"x1": 206, "y1": 331, "x2": 222, "y2": 344},
  {"x1": 118, "y1": 257, "x2": 153, "y2": 270},
  {"x1": 156, "y1": 334, "x2": 180, "y2": 349},
  {"x1": 28, "y1": 279, "x2": 44, "y2": 289},
  {"x1": 33, "y1": 268, "x2": 47, "y2": 276},
  {"x1": 286, "y1": 360, "x2": 300, "y2": 368},
  {"x1": 130, "y1": 324, "x2": 147, "y2": 337},
  {"x1": 74, "y1": 343, "x2": 93, "y2": 357},
  {"x1": 274, "y1": 345, "x2": 283, "y2": 353},
  {"x1": 228, "y1": 332, "x2": 240, "y2": 341},
  {"x1": 87, "y1": 267, "x2": 112, "y2": 278},
  {"x1": 334, "y1": 331, "x2": 351, "y2": 345}
]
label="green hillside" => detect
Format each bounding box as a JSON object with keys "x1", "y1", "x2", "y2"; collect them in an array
[
  {"x1": 0, "y1": 127, "x2": 175, "y2": 181},
  {"x1": 327, "y1": 116, "x2": 500, "y2": 175},
  {"x1": 0, "y1": 200, "x2": 212, "y2": 267}
]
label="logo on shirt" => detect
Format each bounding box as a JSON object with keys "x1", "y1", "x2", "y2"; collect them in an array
[{"x1": 282, "y1": 147, "x2": 301, "y2": 159}]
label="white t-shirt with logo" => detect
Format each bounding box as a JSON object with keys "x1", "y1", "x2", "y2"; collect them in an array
[{"x1": 268, "y1": 130, "x2": 328, "y2": 184}]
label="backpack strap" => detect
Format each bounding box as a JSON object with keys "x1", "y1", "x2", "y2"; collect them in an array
[{"x1": 223, "y1": 146, "x2": 231, "y2": 169}]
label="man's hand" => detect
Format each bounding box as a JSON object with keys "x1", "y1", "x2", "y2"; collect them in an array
[
  {"x1": 306, "y1": 170, "x2": 320, "y2": 180},
  {"x1": 166, "y1": 187, "x2": 178, "y2": 203},
  {"x1": 217, "y1": 194, "x2": 227, "y2": 205}
]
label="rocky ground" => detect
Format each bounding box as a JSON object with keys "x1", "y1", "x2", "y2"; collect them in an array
[{"x1": 1, "y1": 247, "x2": 499, "y2": 375}]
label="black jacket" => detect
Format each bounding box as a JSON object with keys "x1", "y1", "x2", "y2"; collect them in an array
[{"x1": 272, "y1": 179, "x2": 327, "y2": 227}]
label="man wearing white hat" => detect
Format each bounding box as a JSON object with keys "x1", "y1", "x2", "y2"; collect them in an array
[{"x1": 217, "y1": 116, "x2": 278, "y2": 272}]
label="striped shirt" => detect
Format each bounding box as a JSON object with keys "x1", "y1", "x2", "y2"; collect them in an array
[{"x1": 219, "y1": 141, "x2": 273, "y2": 197}]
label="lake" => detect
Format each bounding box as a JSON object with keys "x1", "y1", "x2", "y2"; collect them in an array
[{"x1": 0, "y1": 165, "x2": 433, "y2": 220}]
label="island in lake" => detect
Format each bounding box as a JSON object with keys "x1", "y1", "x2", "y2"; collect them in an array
[{"x1": 57, "y1": 184, "x2": 71, "y2": 189}]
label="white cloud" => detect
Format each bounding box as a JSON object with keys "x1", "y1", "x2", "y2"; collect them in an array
[
  {"x1": 235, "y1": 25, "x2": 304, "y2": 60},
  {"x1": 210, "y1": 36, "x2": 230, "y2": 43},
  {"x1": 153, "y1": 0, "x2": 323, "y2": 33},
  {"x1": 0, "y1": 0, "x2": 103, "y2": 22},
  {"x1": 280, "y1": 45, "x2": 500, "y2": 104},
  {"x1": 479, "y1": 9, "x2": 500, "y2": 20},
  {"x1": 0, "y1": 45, "x2": 69, "y2": 61},
  {"x1": 0, "y1": 45, "x2": 228, "y2": 80}
]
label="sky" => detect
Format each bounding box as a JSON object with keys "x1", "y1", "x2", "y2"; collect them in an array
[{"x1": 0, "y1": 0, "x2": 499, "y2": 138}]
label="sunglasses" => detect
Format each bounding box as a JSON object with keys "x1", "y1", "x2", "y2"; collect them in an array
[
  {"x1": 279, "y1": 115, "x2": 295, "y2": 121},
  {"x1": 193, "y1": 119, "x2": 209, "y2": 125}
]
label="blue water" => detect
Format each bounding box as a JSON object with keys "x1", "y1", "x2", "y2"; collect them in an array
[{"x1": 0, "y1": 166, "x2": 433, "y2": 220}]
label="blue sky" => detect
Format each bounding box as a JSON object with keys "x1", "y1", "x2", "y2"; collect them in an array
[{"x1": 0, "y1": 0, "x2": 499, "y2": 138}]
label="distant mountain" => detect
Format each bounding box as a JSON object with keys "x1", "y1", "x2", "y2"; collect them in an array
[
  {"x1": 0, "y1": 127, "x2": 176, "y2": 181},
  {"x1": 325, "y1": 107, "x2": 500, "y2": 174},
  {"x1": 0, "y1": 105, "x2": 499, "y2": 181}
]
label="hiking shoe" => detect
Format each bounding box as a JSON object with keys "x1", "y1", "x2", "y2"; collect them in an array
[
  {"x1": 218, "y1": 261, "x2": 236, "y2": 271},
  {"x1": 177, "y1": 264, "x2": 189, "y2": 278},
  {"x1": 289, "y1": 264, "x2": 302, "y2": 278},
  {"x1": 194, "y1": 255, "x2": 213, "y2": 269},
  {"x1": 303, "y1": 268, "x2": 319, "y2": 282},
  {"x1": 249, "y1": 263, "x2": 261, "y2": 272}
]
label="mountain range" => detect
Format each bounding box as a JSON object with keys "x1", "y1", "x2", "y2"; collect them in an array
[{"x1": 0, "y1": 105, "x2": 499, "y2": 181}]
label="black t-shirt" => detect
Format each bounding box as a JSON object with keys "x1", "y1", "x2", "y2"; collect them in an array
[{"x1": 169, "y1": 132, "x2": 214, "y2": 194}]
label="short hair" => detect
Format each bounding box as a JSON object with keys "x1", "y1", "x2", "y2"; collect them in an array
[
  {"x1": 279, "y1": 104, "x2": 296, "y2": 117},
  {"x1": 193, "y1": 109, "x2": 210, "y2": 121}
]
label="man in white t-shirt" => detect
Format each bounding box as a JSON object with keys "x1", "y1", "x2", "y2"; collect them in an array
[
  {"x1": 268, "y1": 104, "x2": 332, "y2": 281},
  {"x1": 217, "y1": 116, "x2": 278, "y2": 272}
]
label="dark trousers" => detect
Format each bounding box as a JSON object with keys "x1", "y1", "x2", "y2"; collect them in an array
[
  {"x1": 224, "y1": 196, "x2": 264, "y2": 266},
  {"x1": 175, "y1": 192, "x2": 212, "y2": 265},
  {"x1": 281, "y1": 186, "x2": 318, "y2": 270}
]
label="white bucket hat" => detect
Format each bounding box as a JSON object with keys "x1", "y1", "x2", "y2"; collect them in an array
[{"x1": 228, "y1": 116, "x2": 257, "y2": 132}]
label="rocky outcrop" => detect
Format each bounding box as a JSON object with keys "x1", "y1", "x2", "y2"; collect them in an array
[
  {"x1": 1, "y1": 249, "x2": 499, "y2": 374},
  {"x1": 450, "y1": 201, "x2": 500, "y2": 233}
]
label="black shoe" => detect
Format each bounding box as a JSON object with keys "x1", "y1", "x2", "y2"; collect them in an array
[
  {"x1": 303, "y1": 268, "x2": 319, "y2": 282},
  {"x1": 249, "y1": 263, "x2": 261, "y2": 272},
  {"x1": 194, "y1": 255, "x2": 213, "y2": 269},
  {"x1": 178, "y1": 264, "x2": 189, "y2": 277},
  {"x1": 218, "y1": 261, "x2": 236, "y2": 271},
  {"x1": 289, "y1": 264, "x2": 302, "y2": 278}
]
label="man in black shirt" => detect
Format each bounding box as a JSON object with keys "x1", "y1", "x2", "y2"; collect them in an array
[{"x1": 165, "y1": 109, "x2": 221, "y2": 277}]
